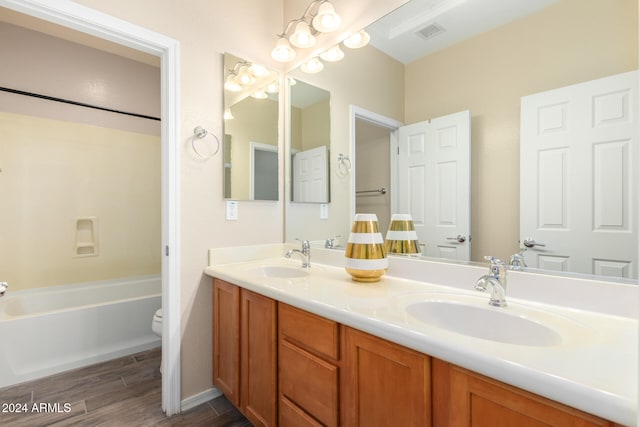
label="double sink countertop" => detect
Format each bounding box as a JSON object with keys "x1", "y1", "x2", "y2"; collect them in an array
[{"x1": 204, "y1": 244, "x2": 638, "y2": 426}]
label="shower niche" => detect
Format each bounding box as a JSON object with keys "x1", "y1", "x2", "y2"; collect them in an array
[{"x1": 74, "y1": 216, "x2": 99, "y2": 257}]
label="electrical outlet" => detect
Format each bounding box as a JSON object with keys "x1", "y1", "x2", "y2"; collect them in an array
[{"x1": 226, "y1": 200, "x2": 238, "y2": 220}]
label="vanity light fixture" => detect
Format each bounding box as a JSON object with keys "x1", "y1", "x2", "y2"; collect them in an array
[
  {"x1": 224, "y1": 108, "x2": 234, "y2": 120},
  {"x1": 343, "y1": 29, "x2": 370, "y2": 49},
  {"x1": 312, "y1": 1, "x2": 341, "y2": 32},
  {"x1": 266, "y1": 81, "x2": 279, "y2": 93},
  {"x1": 289, "y1": 21, "x2": 316, "y2": 48},
  {"x1": 225, "y1": 60, "x2": 275, "y2": 95},
  {"x1": 301, "y1": 57, "x2": 324, "y2": 74},
  {"x1": 272, "y1": 37, "x2": 297, "y2": 62},
  {"x1": 251, "y1": 90, "x2": 268, "y2": 99},
  {"x1": 272, "y1": 0, "x2": 341, "y2": 63},
  {"x1": 320, "y1": 45, "x2": 344, "y2": 62},
  {"x1": 224, "y1": 73, "x2": 242, "y2": 92}
]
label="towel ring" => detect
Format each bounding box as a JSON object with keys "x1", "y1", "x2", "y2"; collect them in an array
[
  {"x1": 337, "y1": 153, "x2": 352, "y2": 175},
  {"x1": 191, "y1": 126, "x2": 220, "y2": 158}
]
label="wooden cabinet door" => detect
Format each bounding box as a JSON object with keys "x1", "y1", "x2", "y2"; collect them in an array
[
  {"x1": 212, "y1": 278, "x2": 240, "y2": 406},
  {"x1": 240, "y1": 289, "x2": 277, "y2": 427},
  {"x1": 432, "y1": 359, "x2": 615, "y2": 427},
  {"x1": 342, "y1": 327, "x2": 431, "y2": 427}
]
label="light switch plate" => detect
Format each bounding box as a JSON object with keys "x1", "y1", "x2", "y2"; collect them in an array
[
  {"x1": 226, "y1": 200, "x2": 238, "y2": 220},
  {"x1": 320, "y1": 203, "x2": 329, "y2": 219}
]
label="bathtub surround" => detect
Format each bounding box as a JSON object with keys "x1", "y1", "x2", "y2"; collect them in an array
[{"x1": 0, "y1": 275, "x2": 161, "y2": 388}]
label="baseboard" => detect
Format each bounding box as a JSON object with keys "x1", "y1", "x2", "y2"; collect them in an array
[{"x1": 180, "y1": 387, "x2": 223, "y2": 412}]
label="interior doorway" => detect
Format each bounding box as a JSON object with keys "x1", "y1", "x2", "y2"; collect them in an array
[{"x1": 0, "y1": 0, "x2": 181, "y2": 415}]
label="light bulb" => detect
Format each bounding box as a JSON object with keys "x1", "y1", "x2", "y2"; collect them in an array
[
  {"x1": 236, "y1": 66, "x2": 255, "y2": 85},
  {"x1": 312, "y1": 2, "x2": 341, "y2": 33},
  {"x1": 266, "y1": 81, "x2": 279, "y2": 93},
  {"x1": 320, "y1": 45, "x2": 344, "y2": 62},
  {"x1": 224, "y1": 74, "x2": 241, "y2": 92},
  {"x1": 271, "y1": 38, "x2": 296, "y2": 62},
  {"x1": 251, "y1": 90, "x2": 268, "y2": 99},
  {"x1": 290, "y1": 21, "x2": 316, "y2": 48},
  {"x1": 248, "y1": 63, "x2": 269, "y2": 77},
  {"x1": 301, "y1": 57, "x2": 324, "y2": 74},
  {"x1": 343, "y1": 29, "x2": 370, "y2": 49}
]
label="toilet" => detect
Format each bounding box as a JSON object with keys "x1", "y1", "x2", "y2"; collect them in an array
[
  {"x1": 152, "y1": 308, "x2": 163, "y2": 337},
  {"x1": 152, "y1": 308, "x2": 163, "y2": 373}
]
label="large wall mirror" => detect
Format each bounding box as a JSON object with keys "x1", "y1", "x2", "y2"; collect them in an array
[
  {"x1": 285, "y1": 0, "x2": 639, "y2": 280},
  {"x1": 223, "y1": 53, "x2": 280, "y2": 201}
]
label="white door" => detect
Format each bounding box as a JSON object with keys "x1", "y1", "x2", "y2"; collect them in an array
[
  {"x1": 520, "y1": 71, "x2": 638, "y2": 278},
  {"x1": 293, "y1": 145, "x2": 329, "y2": 202},
  {"x1": 397, "y1": 110, "x2": 471, "y2": 261}
]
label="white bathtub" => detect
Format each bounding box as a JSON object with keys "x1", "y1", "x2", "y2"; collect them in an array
[{"x1": 0, "y1": 275, "x2": 161, "y2": 388}]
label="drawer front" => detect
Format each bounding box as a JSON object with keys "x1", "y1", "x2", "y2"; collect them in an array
[
  {"x1": 279, "y1": 339, "x2": 339, "y2": 427},
  {"x1": 280, "y1": 397, "x2": 324, "y2": 427},
  {"x1": 279, "y1": 303, "x2": 339, "y2": 360}
]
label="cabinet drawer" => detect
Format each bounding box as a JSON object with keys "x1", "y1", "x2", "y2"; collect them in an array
[
  {"x1": 279, "y1": 339, "x2": 339, "y2": 427},
  {"x1": 280, "y1": 397, "x2": 324, "y2": 427},
  {"x1": 279, "y1": 303, "x2": 339, "y2": 360}
]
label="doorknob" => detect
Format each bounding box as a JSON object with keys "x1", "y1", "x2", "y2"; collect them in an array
[
  {"x1": 523, "y1": 238, "x2": 546, "y2": 248},
  {"x1": 446, "y1": 235, "x2": 466, "y2": 243}
]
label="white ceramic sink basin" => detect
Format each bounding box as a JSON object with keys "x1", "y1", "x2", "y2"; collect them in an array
[
  {"x1": 249, "y1": 265, "x2": 309, "y2": 278},
  {"x1": 403, "y1": 294, "x2": 583, "y2": 347}
]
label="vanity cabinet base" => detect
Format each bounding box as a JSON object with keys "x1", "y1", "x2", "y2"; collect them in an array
[
  {"x1": 432, "y1": 359, "x2": 617, "y2": 427},
  {"x1": 342, "y1": 326, "x2": 431, "y2": 427},
  {"x1": 212, "y1": 279, "x2": 277, "y2": 427},
  {"x1": 212, "y1": 278, "x2": 620, "y2": 427}
]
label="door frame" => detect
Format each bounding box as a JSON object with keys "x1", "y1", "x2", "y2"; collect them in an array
[
  {"x1": 349, "y1": 105, "x2": 403, "y2": 221},
  {"x1": 0, "y1": 0, "x2": 182, "y2": 415},
  {"x1": 250, "y1": 141, "x2": 278, "y2": 200}
]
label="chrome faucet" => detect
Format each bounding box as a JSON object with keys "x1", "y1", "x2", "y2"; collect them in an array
[
  {"x1": 0, "y1": 282, "x2": 8, "y2": 297},
  {"x1": 285, "y1": 239, "x2": 311, "y2": 268},
  {"x1": 475, "y1": 256, "x2": 507, "y2": 307},
  {"x1": 325, "y1": 235, "x2": 340, "y2": 249},
  {"x1": 509, "y1": 248, "x2": 527, "y2": 270}
]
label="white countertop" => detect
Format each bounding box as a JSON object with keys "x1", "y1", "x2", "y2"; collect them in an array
[{"x1": 205, "y1": 244, "x2": 638, "y2": 426}]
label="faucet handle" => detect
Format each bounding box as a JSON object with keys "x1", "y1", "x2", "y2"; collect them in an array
[
  {"x1": 325, "y1": 235, "x2": 340, "y2": 249},
  {"x1": 484, "y1": 256, "x2": 507, "y2": 275},
  {"x1": 295, "y1": 238, "x2": 310, "y2": 251}
]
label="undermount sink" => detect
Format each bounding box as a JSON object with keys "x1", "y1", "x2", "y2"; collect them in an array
[
  {"x1": 404, "y1": 295, "x2": 578, "y2": 347},
  {"x1": 249, "y1": 265, "x2": 309, "y2": 279}
]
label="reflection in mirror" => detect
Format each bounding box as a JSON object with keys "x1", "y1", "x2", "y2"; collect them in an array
[
  {"x1": 284, "y1": 0, "x2": 638, "y2": 280},
  {"x1": 223, "y1": 53, "x2": 280, "y2": 200},
  {"x1": 290, "y1": 79, "x2": 331, "y2": 203}
]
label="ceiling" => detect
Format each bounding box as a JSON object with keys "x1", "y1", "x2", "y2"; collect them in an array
[{"x1": 367, "y1": 0, "x2": 560, "y2": 64}]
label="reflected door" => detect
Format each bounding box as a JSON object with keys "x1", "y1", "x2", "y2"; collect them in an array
[
  {"x1": 292, "y1": 145, "x2": 329, "y2": 202},
  {"x1": 397, "y1": 110, "x2": 471, "y2": 261},
  {"x1": 520, "y1": 70, "x2": 638, "y2": 278}
]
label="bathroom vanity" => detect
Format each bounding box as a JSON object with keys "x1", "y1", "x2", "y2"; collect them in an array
[{"x1": 205, "y1": 244, "x2": 637, "y2": 426}]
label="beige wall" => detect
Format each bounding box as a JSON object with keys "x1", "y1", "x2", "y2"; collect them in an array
[
  {"x1": 405, "y1": 0, "x2": 639, "y2": 262},
  {"x1": 301, "y1": 98, "x2": 330, "y2": 150}
]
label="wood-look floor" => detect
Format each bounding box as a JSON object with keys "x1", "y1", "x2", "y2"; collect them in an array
[{"x1": 0, "y1": 348, "x2": 251, "y2": 426}]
